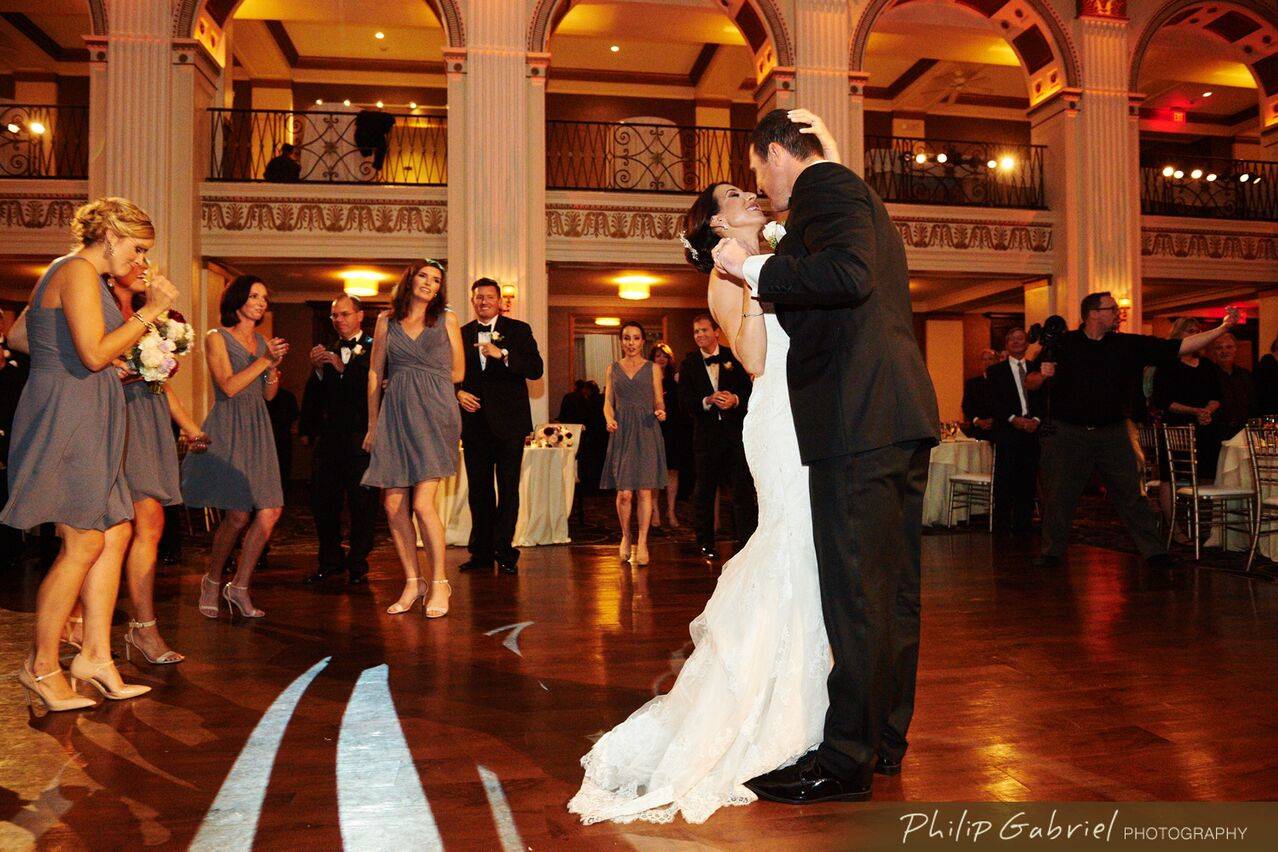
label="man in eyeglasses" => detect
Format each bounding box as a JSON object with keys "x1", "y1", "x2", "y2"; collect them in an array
[{"x1": 1030, "y1": 291, "x2": 1241, "y2": 569}]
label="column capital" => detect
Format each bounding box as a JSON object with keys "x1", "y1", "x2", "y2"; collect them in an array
[
  {"x1": 526, "y1": 52, "x2": 550, "y2": 82},
  {"x1": 848, "y1": 71, "x2": 871, "y2": 98},
  {"x1": 1076, "y1": 1, "x2": 1128, "y2": 22},
  {"x1": 1027, "y1": 87, "x2": 1083, "y2": 127},
  {"x1": 172, "y1": 39, "x2": 220, "y2": 86},
  {"x1": 82, "y1": 35, "x2": 108, "y2": 63},
  {"x1": 443, "y1": 48, "x2": 468, "y2": 77}
]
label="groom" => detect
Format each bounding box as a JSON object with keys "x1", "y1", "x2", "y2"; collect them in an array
[{"x1": 713, "y1": 110, "x2": 939, "y2": 803}]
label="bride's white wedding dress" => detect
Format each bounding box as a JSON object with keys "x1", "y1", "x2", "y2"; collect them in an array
[{"x1": 569, "y1": 309, "x2": 831, "y2": 825}]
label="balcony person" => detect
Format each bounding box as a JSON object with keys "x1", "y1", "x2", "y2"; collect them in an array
[
  {"x1": 1030, "y1": 293, "x2": 1240, "y2": 569},
  {"x1": 263, "y1": 143, "x2": 301, "y2": 183}
]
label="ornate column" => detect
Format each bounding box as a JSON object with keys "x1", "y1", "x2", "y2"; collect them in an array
[
  {"x1": 793, "y1": 1, "x2": 850, "y2": 165},
  {"x1": 456, "y1": 0, "x2": 548, "y2": 423}
]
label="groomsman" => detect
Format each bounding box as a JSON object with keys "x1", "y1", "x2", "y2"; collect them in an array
[
  {"x1": 300, "y1": 294, "x2": 377, "y2": 585},
  {"x1": 987, "y1": 327, "x2": 1042, "y2": 533},
  {"x1": 457, "y1": 278, "x2": 544, "y2": 575},
  {"x1": 679, "y1": 314, "x2": 756, "y2": 559}
]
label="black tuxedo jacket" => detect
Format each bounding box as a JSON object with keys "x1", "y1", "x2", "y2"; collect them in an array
[
  {"x1": 986, "y1": 359, "x2": 1044, "y2": 429},
  {"x1": 300, "y1": 332, "x2": 374, "y2": 457},
  {"x1": 458, "y1": 315, "x2": 544, "y2": 442},
  {"x1": 961, "y1": 375, "x2": 995, "y2": 441},
  {"x1": 755, "y1": 161, "x2": 939, "y2": 463},
  {"x1": 677, "y1": 347, "x2": 752, "y2": 450}
]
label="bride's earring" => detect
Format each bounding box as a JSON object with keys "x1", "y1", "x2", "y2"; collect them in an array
[{"x1": 103, "y1": 240, "x2": 115, "y2": 260}]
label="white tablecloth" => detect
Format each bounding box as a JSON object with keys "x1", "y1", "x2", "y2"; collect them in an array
[
  {"x1": 1204, "y1": 432, "x2": 1264, "y2": 557},
  {"x1": 923, "y1": 439, "x2": 994, "y2": 527},
  {"x1": 417, "y1": 444, "x2": 577, "y2": 548}
]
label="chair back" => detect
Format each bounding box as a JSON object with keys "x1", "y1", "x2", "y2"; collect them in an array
[
  {"x1": 1137, "y1": 423, "x2": 1161, "y2": 488},
  {"x1": 1245, "y1": 420, "x2": 1278, "y2": 499},
  {"x1": 1162, "y1": 425, "x2": 1199, "y2": 499}
]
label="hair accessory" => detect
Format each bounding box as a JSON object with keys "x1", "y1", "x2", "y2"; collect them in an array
[{"x1": 677, "y1": 231, "x2": 699, "y2": 261}]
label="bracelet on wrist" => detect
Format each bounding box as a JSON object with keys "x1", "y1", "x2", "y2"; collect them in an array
[
  {"x1": 742, "y1": 310, "x2": 764, "y2": 318},
  {"x1": 129, "y1": 313, "x2": 156, "y2": 333}
]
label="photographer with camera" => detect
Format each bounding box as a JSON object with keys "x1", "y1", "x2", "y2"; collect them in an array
[{"x1": 1027, "y1": 291, "x2": 1241, "y2": 568}]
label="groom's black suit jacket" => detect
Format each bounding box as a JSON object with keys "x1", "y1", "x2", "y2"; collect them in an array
[{"x1": 756, "y1": 161, "x2": 939, "y2": 462}]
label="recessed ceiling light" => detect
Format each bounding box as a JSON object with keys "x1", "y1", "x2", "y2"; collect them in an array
[
  {"x1": 1202, "y1": 91, "x2": 1213, "y2": 98},
  {"x1": 409, "y1": 102, "x2": 417, "y2": 109},
  {"x1": 343, "y1": 99, "x2": 351, "y2": 107},
  {"x1": 375, "y1": 31, "x2": 385, "y2": 40},
  {"x1": 314, "y1": 99, "x2": 323, "y2": 106},
  {"x1": 376, "y1": 101, "x2": 384, "y2": 108},
  {"x1": 6, "y1": 123, "x2": 19, "y2": 133},
  {"x1": 610, "y1": 45, "x2": 620, "y2": 53},
  {"x1": 595, "y1": 317, "x2": 621, "y2": 327}
]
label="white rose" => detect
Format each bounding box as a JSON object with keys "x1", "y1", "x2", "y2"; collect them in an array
[
  {"x1": 762, "y1": 221, "x2": 786, "y2": 249},
  {"x1": 139, "y1": 344, "x2": 166, "y2": 369}
]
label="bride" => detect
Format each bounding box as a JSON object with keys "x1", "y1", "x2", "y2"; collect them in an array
[{"x1": 569, "y1": 110, "x2": 840, "y2": 825}]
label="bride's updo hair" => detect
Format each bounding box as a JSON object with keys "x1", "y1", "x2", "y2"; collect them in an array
[
  {"x1": 70, "y1": 197, "x2": 155, "y2": 249},
  {"x1": 680, "y1": 182, "x2": 728, "y2": 274}
]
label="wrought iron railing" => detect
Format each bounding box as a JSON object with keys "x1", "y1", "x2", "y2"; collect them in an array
[
  {"x1": 1141, "y1": 157, "x2": 1278, "y2": 221},
  {"x1": 863, "y1": 135, "x2": 1046, "y2": 209},
  {"x1": 0, "y1": 105, "x2": 89, "y2": 179},
  {"x1": 207, "y1": 108, "x2": 447, "y2": 185},
  {"x1": 546, "y1": 120, "x2": 755, "y2": 194}
]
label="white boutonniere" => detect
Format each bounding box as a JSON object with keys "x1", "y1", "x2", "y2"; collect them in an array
[
  {"x1": 352, "y1": 344, "x2": 365, "y2": 356},
  {"x1": 490, "y1": 331, "x2": 504, "y2": 344},
  {"x1": 762, "y1": 221, "x2": 786, "y2": 249},
  {"x1": 723, "y1": 361, "x2": 734, "y2": 371}
]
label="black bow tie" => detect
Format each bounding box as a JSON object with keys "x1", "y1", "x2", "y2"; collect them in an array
[
  {"x1": 479, "y1": 323, "x2": 495, "y2": 333},
  {"x1": 703, "y1": 353, "x2": 726, "y2": 365},
  {"x1": 338, "y1": 338, "x2": 360, "y2": 350}
]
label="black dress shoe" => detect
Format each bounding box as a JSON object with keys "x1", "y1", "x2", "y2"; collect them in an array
[
  {"x1": 459, "y1": 559, "x2": 493, "y2": 573},
  {"x1": 874, "y1": 753, "x2": 902, "y2": 776},
  {"x1": 1032, "y1": 554, "x2": 1062, "y2": 568},
  {"x1": 744, "y1": 754, "x2": 872, "y2": 805},
  {"x1": 498, "y1": 561, "x2": 518, "y2": 575},
  {"x1": 303, "y1": 565, "x2": 345, "y2": 585},
  {"x1": 348, "y1": 572, "x2": 368, "y2": 586}
]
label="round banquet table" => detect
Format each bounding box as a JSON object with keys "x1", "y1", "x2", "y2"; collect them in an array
[
  {"x1": 922, "y1": 438, "x2": 994, "y2": 527},
  {"x1": 416, "y1": 444, "x2": 577, "y2": 548},
  {"x1": 1203, "y1": 431, "x2": 1265, "y2": 557}
]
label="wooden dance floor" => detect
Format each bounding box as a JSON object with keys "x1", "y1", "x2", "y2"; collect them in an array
[{"x1": 2, "y1": 529, "x2": 1277, "y2": 849}]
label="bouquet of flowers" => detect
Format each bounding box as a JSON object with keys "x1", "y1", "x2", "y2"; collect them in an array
[
  {"x1": 525, "y1": 424, "x2": 575, "y2": 449},
  {"x1": 122, "y1": 309, "x2": 195, "y2": 394}
]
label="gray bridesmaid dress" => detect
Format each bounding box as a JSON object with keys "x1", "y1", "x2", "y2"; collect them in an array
[
  {"x1": 600, "y1": 360, "x2": 668, "y2": 491},
  {"x1": 123, "y1": 382, "x2": 182, "y2": 506},
  {"x1": 181, "y1": 328, "x2": 284, "y2": 511},
  {"x1": 1, "y1": 255, "x2": 133, "y2": 531},
  {"x1": 362, "y1": 313, "x2": 461, "y2": 488}
]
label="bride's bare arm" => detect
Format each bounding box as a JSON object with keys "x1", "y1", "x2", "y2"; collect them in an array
[
  {"x1": 708, "y1": 271, "x2": 767, "y2": 376},
  {"x1": 789, "y1": 108, "x2": 840, "y2": 165}
]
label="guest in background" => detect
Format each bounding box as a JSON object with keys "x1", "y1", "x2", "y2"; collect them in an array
[
  {"x1": 1153, "y1": 317, "x2": 1223, "y2": 472},
  {"x1": 183, "y1": 276, "x2": 289, "y2": 621},
  {"x1": 456, "y1": 278, "x2": 544, "y2": 575},
  {"x1": 3, "y1": 197, "x2": 175, "y2": 710},
  {"x1": 558, "y1": 380, "x2": 590, "y2": 424},
  {"x1": 601, "y1": 321, "x2": 667, "y2": 565},
  {"x1": 266, "y1": 377, "x2": 299, "y2": 488},
  {"x1": 300, "y1": 294, "x2": 377, "y2": 586},
  {"x1": 987, "y1": 328, "x2": 1042, "y2": 533},
  {"x1": 560, "y1": 380, "x2": 608, "y2": 523},
  {"x1": 1207, "y1": 332, "x2": 1253, "y2": 442},
  {"x1": 0, "y1": 307, "x2": 30, "y2": 570},
  {"x1": 961, "y1": 349, "x2": 998, "y2": 441},
  {"x1": 1030, "y1": 293, "x2": 1238, "y2": 569},
  {"x1": 363, "y1": 260, "x2": 464, "y2": 618},
  {"x1": 1256, "y1": 336, "x2": 1278, "y2": 415},
  {"x1": 263, "y1": 143, "x2": 301, "y2": 183},
  {"x1": 678, "y1": 314, "x2": 755, "y2": 561},
  {"x1": 650, "y1": 342, "x2": 691, "y2": 530}
]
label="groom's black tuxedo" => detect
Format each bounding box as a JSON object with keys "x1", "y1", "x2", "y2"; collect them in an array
[{"x1": 754, "y1": 160, "x2": 939, "y2": 782}]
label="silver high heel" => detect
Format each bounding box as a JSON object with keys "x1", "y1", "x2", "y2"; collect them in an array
[
  {"x1": 387, "y1": 577, "x2": 426, "y2": 614},
  {"x1": 222, "y1": 584, "x2": 265, "y2": 618},
  {"x1": 425, "y1": 579, "x2": 451, "y2": 618},
  {"x1": 124, "y1": 619, "x2": 184, "y2": 665},
  {"x1": 198, "y1": 574, "x2": 221, "y2": 619}
]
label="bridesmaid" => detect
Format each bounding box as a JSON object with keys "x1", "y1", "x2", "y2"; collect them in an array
[
  {"x1": 601, "y1": 321, "x2": 667, "y2": 566},
  {"x1": 3, "y1": 197, "x2": 177, "y2": 710},
  {"x1": 362, "y1": 260, "x2": 464, "y2": 618},
  {"x1": 111, "y1": 266, "x2": 209, "y2": 663},
  {"x1": 182, "y1": 275, "x2": 289, "y2": 620}
]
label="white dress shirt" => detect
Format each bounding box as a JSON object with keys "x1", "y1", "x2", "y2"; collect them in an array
[
  {"x1": 1007, "y1": 357, "x2": 1036, "y2": 421},
  {"x1": 700, "y1": 346, "x2": 721, "y2": 411},
  {"x1": 477, "y1": 320, "x2": 496, "y2": 369}
]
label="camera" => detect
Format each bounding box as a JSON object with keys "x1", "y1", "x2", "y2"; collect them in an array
[{"x1": 1028, "y1": 314, "x2": 1068, "y2": 361}]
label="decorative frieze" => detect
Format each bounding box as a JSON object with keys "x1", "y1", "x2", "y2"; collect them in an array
[
  {"x1": 201, "y1": 194, "x2": 447, "y2": 236},
  {"x1": 0, "y1": 191, "x2": 85, "y2": 231},
  {"x1": 546, "y1": 202, "x2": 684, "y2": 242},
  {"x1": 894, "y1": 217, "x2": 1054, "y2": 254},
  {"x1": 1142, "y1": 226, "x2": 1278, "y2": 262}
]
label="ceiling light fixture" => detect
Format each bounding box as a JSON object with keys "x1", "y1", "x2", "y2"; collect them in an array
[
  {"x1": 595, "y1": 317, "x2": 621, "y2": 327},
  {"x1": 339, "y1": 269, "x2": 388, "y2": 298},
  {"x1": 914, "y1": 152, "x2": 928, "y2": 165},
  {"x1": 999, "y1": 155, "x2": 1016, "y2": 171},
  {"x1": 986, "y1": 159, "x2": 998, "y2": 169},
  {"x1": 5, "y1": 123, "x2": 18, "y2": 134},
  {"x1": 1202, "y1": 91, "x2": 1213, "y2": 98},
  {"x1": 376, "y1": 101, "x2": 384, "y2": 108},
  {"x1": 615, "y1": 273, "x2": 658, "y2": 301},
  {"x1": 610, "y1": 44, "x2": 620, "y2": 53},
  {"x1": 409, "y1": 102, "x2": 417, "y2": 110},
  {"x1": 1190, "y1": 168, "x2": 1203, "y2": 180},
  {"x1": 1173, "y1": 169, "x2": 1185, "y2": 179},
  {"x1": 315, "y1": 99, "x2": 324, "y2": 106},
  {"x1": 375, "y1": 31, "x2": 385, "y2": 40},
  {"x1": 1206, "y1": 173, "x2": 1218, "y2": 182},
  {"x1": 1240, "y1": 173, "x2": 1252, "y2": 183},
  {"x1": 936, "y1": 153, "x2": 948, "y2": 164},
  {"x1": 1162, "y1": 165, "x2": 1175, "y2": 178},
  {"x1": 343, "y1": 99, "x2": 351, "y2": 107},
  {"x1": 28, "y1": 121, "x2": 45, "y2": 135}
]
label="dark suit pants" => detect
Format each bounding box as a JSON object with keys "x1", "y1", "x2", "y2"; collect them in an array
[
  {"x1": 1040, "y1": 421, "x2": 1165, "y2": 559},
  {"x1": 692, "y1": 437, "x2": 756, "y2": 548},
  {"x1": 464, "y1": 429, "x2": 524, "y2": 564},
  {"x1": 809, "y1": 440, "x2": 929, "y2": 780},
  {"x1": 311, "y1": 448, "x2": 377, "y2": 573},
  {"x1": 993, "y1": 430, "x2": 1039, "y2": 531}
]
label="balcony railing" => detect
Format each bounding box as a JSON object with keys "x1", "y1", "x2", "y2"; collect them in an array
[
  {"x1": 864, "y1": 135, "x2": 1046, "y2": 210},
  {"x1": 546, "y1": 120, "x2": 754, "y2": 194},
  {"x1": 1141, "y1": 157, "x2": 1278, "y2": 222},
  {"x1": 0, "y1": 105, "x2": 89, "y2": 179},
  {"x1": 207, "y1": 108, "x2": 447, "y2": 185}
]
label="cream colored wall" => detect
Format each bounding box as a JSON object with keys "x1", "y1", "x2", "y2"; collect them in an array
[{"x1": 926, "y1": 317, "x2": 965, "y2": 423}]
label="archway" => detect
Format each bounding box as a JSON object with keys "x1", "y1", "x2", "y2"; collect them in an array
[
  {"x1": 173, "y1": 0, "x2": 465, "y2": 48},
  {"x1": 851, "y1": 0, "x2": 1080, "y2": 110}
]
